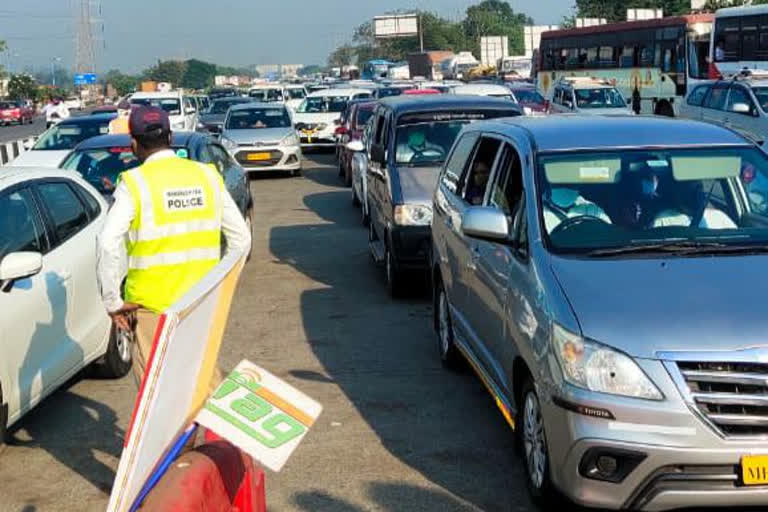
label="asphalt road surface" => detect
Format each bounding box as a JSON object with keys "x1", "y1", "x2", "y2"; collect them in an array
[
  {"x1": 0, "y1": 116, "x2": 46, "y2": 144},
  {"x1": 0, "y1": 154, "x2": 757, "y2": 512}
]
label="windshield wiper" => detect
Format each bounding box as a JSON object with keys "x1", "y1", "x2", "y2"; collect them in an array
[{"x1": 586, "y1": 240, "x2": 768, "y2": 257}]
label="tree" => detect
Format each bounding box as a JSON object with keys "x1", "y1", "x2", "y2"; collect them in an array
[
  {"x1": 574, "y1": 0, "x2": 689, "y2": 22},
  {"x1": 8, "y1": 74, "x2": 38, "y2": 100},
  {"x1": 463, "y1": 0, "x2": 533, "y2": 55},
  {"x1": 182, "y1": 59, "x2": 217, "y2": 90},
  {"x1": 298, "y1": 65, "x2": 323, "y2": 76},
  {"x1": 0, "y1": 40, "x2": 6, "y2": 79},
  {"x1": 104, "y1": 69, "x2": 139, "y2": 96},
  {"x1": 144, "y1": 60, "x2": 186, "y2": 87},
  {"x1": 328, "y1": 45, "x2": 356, "y2": 67}
]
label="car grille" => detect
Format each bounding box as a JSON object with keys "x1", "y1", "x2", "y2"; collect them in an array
[
  {"x1": 676, "y1": 361, "x2": 768, "y2": 437},
  {"x1": 628, "y1": 465, "x2": 739, "y2": 510},
  {"x1": 234, "y1": 150, "x2": 283, "y2": 167}
]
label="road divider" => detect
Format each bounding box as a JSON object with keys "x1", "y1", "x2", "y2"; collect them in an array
[{"x1": 0, "y1": 136, "x2": 37, "y2": 166}]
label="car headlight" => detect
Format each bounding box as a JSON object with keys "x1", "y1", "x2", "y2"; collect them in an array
[
  {"x1": 221, "y1": 137, "x2": 237, "y2": 150},
  {"x1": 394, "y1": 204, "x2": 432, "y2": 226},
  {"x1": 172, "y1": 121, "x2": 185, "y2": 130},
  {"x1": 280, "y1": 133, "x2": 300, "y2": 146},
  {"x1": 552, "y1": 323, "x2": 663, "y2": 400}
]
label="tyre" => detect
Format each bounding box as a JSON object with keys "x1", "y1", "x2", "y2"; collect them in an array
[
  {"x1": 435, "y1": 280, "x2": 463, "y2": 370},
  {"x1": 655, "y1": 102, "x2": 674, "y2": 117},
  {"x1": 93, "y1": 324, "x2": 133, "y2": 378},
  {"x1": 385, "y1": 242, "x2": 405, "y2": 297},
  {"x1": 518, "y1": 378, "x2": 558, "y2": 507},
  {"x1": 245, "y1": 208, "x2": 254, "y2": 262}
]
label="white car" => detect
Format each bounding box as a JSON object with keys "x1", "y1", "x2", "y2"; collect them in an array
[
  {"x1": 0, "y1": 168, "x2": 132, "y2": 443},
  {"x1": 129, "y1": 91, "x2": 198, "y2": 131},
  {"x1": 293, "y1": 89, "x2": 372, "y2": 148},
  {"x1": 64, "y1": 97, "x2": 83, "y2": 111},
  {"x1": 248, "y1": 85, "x2": 285, "y2": 103},
  {"x1": 220, "y1": 102, "x2": 302, "y2": 176},
  {"x1": 547, "y1": 77, "x2": 632, "y2": 116},
  {"x1": 452, "y1": 83, "x2": 515, "y2": 100},
  {"x1": 284, "y1": 85, "x2": 308, "y2": 111}
]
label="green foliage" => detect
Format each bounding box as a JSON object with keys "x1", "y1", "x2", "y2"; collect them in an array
[
  {"x1": 104, "y1": 69, "x2": 139, "y2": 96},
  {"x1": 216, "y1": 65, "x2": 259, "y2": 78},
  {"x1": 182, "y1": 59, "x2": 217, "y2": 90},
  {"x1": 328, "y1": 45, "x2": 357, "y2": 67},
  {"x1": 145, "y1": 60, "x2": 187, "y2": 87},
  {"x1": 574, "y1": 0, "x2": 690, "y2": 22},
  {"x1": 702, "y1": 0, "x2": 768, "y2": 8},
  {"x1": 298, "y1": 65, "x2": 323, "y2": 76},
  {"x1": 463, "y1": 0, "x2": 533, "y2": 55},
  {"x1": 8, "y1": 74, "x2": 37, "y2": 100}
]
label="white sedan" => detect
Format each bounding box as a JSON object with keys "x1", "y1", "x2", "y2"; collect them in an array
[{"x1": 0, "y1": 168, "x2": 131, "y2": 443}]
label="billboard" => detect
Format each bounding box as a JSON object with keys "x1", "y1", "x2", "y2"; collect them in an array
[
  {"x1": 627, "y1": 8, "x2": 663, "y2": 21},
  {"x1": 74, "y1": 73, "x2": 97, "y2": 85},
  {"x1": 374, "y1": 14, "x2": 419, "y2": 38},
  {"x1": 575, "y1": 18, "x2": 607, "y2": 28},
  {"x1": 107, "y1": 249, "x2": 246, "y2": 512},
  {"x1": 524, "y1": 25, "x2": 559, "y2": 58},
  {"x1": 480, "y1": 36, "x2": 509, "y2": 67}
]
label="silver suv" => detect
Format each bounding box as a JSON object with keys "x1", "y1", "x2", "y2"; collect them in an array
[
  {"x1": 431, "y1": 115, "x2": 768, "y2": 510},
  {"x1": 547, "y1": 77, "x2": 631, "y2": 116},
  {"x1": 680, "y1": 72, "x2": 768, "y2": 145}
]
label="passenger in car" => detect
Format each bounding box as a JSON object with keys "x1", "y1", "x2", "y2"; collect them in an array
[
  {"x1": 653, "y1": 181, "x2": 737, "y2": 229},
  {"x1": 466, "y1": 160, "x2": 491, "y2": 205},
  {"x1": 542, "y1": 186, "x2": 611, "y2": 232}
]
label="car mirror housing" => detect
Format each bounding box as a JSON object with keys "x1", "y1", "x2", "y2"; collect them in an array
[
  {"x1": 0, "y1": 252, "x2": 43, "y2": 283},
  {"x1": 461, "y1": 207, "x2": 510, "y2": 243},
  {"x1": 346, "y1": 140, "x2": 364, "y2": 152},
  {"x1": 731, "y1": 102, "x2": 751, "y2": 115}
]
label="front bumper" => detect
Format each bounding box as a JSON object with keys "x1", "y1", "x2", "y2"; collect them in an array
[
  {"x1": 542, "y1": 359, "x2": 768, "y2": 511},
  {"x1": 232, "y1": 144, "x2": 302, "y2": 172},
  {"x1": 390, "y1": 225, "x2": 431, "y2": 270}
]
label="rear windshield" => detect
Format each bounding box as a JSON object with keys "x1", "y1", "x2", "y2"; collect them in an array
[
  {"x1": 226, "y1": 108, "x2": 292, "y2": 129},
  {"x1": 513, "y1": 89, "x2": 545, "y2": 104},
  {"x1": 61, "y1": 147, "x2": 140, "y2": 195},
  {"x1": 130, "y1": 97, "x2": 182, "y2": 115},
  {"x1": 575, "y1": 88, "x2": 626, "y2": 109},
  {"x1": 210, "y1": 99, "x2": 249, "y2": 114},
  {"x1": 297, "y1": 96, "x2": 349, "y2": 113},
  {"x1": 33, "y1": 122, "x2": 110, "y2": 151},
  {"x1": 249, "y1": 89, "x2": 284, "y2": 102},
  {"x1": 287, "y1": 88, "x2": 306, "y2": 99}
]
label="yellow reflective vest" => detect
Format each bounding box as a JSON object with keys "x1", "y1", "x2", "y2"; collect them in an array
[{"x1": 121, "y1": 156, "x2": 224, "y2": 313}]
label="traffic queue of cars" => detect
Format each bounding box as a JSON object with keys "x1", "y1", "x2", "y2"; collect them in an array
[{"x1": 331, "y1": 77, "x2": 768, "y2": 510}]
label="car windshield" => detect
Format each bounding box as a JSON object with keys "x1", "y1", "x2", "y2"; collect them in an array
[
  {"x1": 751, "y1": 86, "x2": 768, "y2": 111},
  {"x1": 378, "y1": 88, "x2": 404, "y2": 98},
  {"x1": 297, "y1": 96, "x2": 348, "y2": 113},
  {"x1": 575, "y1": 88, "x2": 626, "y2": 108},
  {"x1": 489, "y1": 93, "x2": 514, "y2": 100},
  {"x1": 357, "y1": 109, "x2": 373, "y2": 126},
  {"x1": 286, "y1": 89, "x2": 306, "y2": 99},
  {"x1": 61, "y1": 147, "x2": 140, "y2": 195},
  {"x1": 130, "y1": 97, "x2": 182, "y2": 115},
  {"x1": 395, "y1": 122, "x2": 467, "y2": 166},
  {"x1": 249, "y1": 89, "x2": 283, "y2": 102},
  {"x1": 210, "y1": 99, "x2": 248, "y2": 114},
  {"x1": 226, "y1": 108, "x2": 291, "y2": 129},
  {"x1": 513, "y1": 89, "x2": 545, "y2": 104},
  {"x1": 538, "y1": 147, "x2": 768, "y2": 255},
  {"x1": 33, "y1": 122, "x2": 110, "y2": 151}
]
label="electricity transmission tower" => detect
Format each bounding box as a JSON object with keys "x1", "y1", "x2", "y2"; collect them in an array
[{"x1": 74, "y1": 0, "x2": 102, "y2": 74}]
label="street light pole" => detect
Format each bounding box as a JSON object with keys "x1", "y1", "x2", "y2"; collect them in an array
[
  {"x1": 51, "y1": 57, "x2": 61, "y2": 87},
  {"x1": 419, "y1": 15, "x2": 424, "y2": 53}
]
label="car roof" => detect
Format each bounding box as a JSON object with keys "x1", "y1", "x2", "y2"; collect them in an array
[
  {"x1": 73, "y1": 132, "x2": 200, "y2": 151},
  {"x1": 59, "y1": 113, "x2": 116, "y2": 125},
  {"x1": 307, "y1": 88, "x2": 370, "y2": 97},
  {"x1": 453, "y1": 84, "x2": 511, "y2": 94},
  {"x1": 474, "y1": 116, "x2": 751, "y2": 152},
  {"x1": 130, "y1": 91, "x2": 183, "y2": 98},
  {"x1": 229, "y1": 102, "x2": 288, "y2": 111},
  {"x1": 379, "y1": 94, "x2": 522, "y2": 115},
  {"x1": 0, "y1": 167, "x2": 84, "y2": 188}
]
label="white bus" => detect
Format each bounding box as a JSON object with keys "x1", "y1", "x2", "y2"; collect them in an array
[
  {"x1": 538, "y1": 14, "x2": 713, "y2": 116},
  {"x1": 711, "y1": 5, "x2": 768, "y2": 77}
]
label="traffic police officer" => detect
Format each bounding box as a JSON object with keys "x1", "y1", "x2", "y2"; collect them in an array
[{"x1": 97, "y1": 105, "x2": 251, "y2": 385}]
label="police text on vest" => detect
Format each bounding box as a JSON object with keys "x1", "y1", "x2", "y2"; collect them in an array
[{"x1": 164, "y1": 187, "x2": 206, "y2": 212}]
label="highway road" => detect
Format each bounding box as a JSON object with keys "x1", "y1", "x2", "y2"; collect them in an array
[{"x1": 0, "y1": 117, "x2": 46, "y2": 144}]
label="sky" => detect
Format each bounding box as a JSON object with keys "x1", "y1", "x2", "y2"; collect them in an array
[{"x1": 2, "y1": 0, "x2": 571, "y2": 74}]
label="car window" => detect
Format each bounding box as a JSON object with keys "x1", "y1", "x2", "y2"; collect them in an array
[
  {"x1": 463, "y1": 136, "x2": 502, "y2": 206},
  {"x1": 489, "y1": 143, "x2": 524, "y2": 216},
  {"x1": 0, "y1": 188, "x2": 44, "y2": 261},
  {"x1": 442, "y1": 132, "x2": 479, "y2": 195},
  {"x1": 72, "y1": 182, "x2": 102, "y2": 219},
  {"x1": 726, "y1": 86, "x2": 756, "y2": 115},
  {"x1": 60, "y1": 147, "x2": 139, "y2": 195},
  {"x1": 687, "y1": 84, "x2": 711, "y2": 106},
  {"x1": 33, "y1": 121, "x2": 111, "y2": 151},
  {"x1": 226, "y1": 107, "x2": 291, "y2": 129},
  {"x1": 574, "y1": 87, "x2": 626, "y2": 109},
  {"x1": 705, "y1": 85, "x2": 729, "y2": 110},
  {"x1": 513, "y1": 197, "x2": 529, "y2": 258},
  {"x1": 37, "y1": 182, "x2": 90, "y2": 246},
  {"x1": 131, "y1": 97, "x2": 182, "y2": 116},
  {"x1": 373, "y1": 112, "x2": 386, "y2": 146}
]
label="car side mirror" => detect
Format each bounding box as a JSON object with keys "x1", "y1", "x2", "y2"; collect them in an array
[
  {"x1": 209, "y1": 124, "x2": 222, "y2": 134},
  {"x1": 370, "y1": 143, "x2": 386, "y2": 165},
  {"x1": 461, "y1": 207, "x2": 510, "y2": 243},
  {"x1": 346, "y1": 140, "x2": 364, "y2": 152},
  {"x1": 0, "y1": 252, "x2": 42, "y2": 291},
  {"x1": 731, "y1": 102, "x2": 751, "y2": 114}
]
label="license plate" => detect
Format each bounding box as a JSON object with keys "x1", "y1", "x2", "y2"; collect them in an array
[
  {"x1": 742, "y1": 455, "x2": 768, "y2": 485},
  {"x1": 246, "y1": 152, "x2": 270, "y2": 161}
]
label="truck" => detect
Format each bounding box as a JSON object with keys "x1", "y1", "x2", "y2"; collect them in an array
[
  {"x1": 440, "y1": 52, "x2": 479, "y2": 80},
  {"x1": 497, "y1": 56, "x2": 533, "y2": 81},
  {"x1": 407, "y1": 51, "x2": 454, "y2": 81},
  {"x1": 480, "y1": 36, "x2": 509, "y2": 68}
]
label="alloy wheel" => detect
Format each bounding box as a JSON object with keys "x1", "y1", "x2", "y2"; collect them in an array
[{"x1": 523, "y1": 390, "x2": 547, "y2": 490}]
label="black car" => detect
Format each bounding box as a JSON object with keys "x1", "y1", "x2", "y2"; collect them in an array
[
  {"x1": 198, "y1": 97, "x2": 253, "y2": 134},
  {"x1": 60, "y1": 132, "x2": 253, "y2": 234},
  {"x1": 363, "y1": 95, "x2": 522, "y2": 296}
]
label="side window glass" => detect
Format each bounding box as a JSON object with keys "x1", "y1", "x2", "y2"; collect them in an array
[
  {"x1": 73, "y1": 182, "x2": 101, "y2": 219},
  {"x1": 705, "y1": 85, "x2": 729, "y2": 110},
  {"x1": 374, "y1": 113, "x2": 385, "y2": 145},
  {"x1": 0, "y1": 188, "x2": 44, "y2": 261},
  {"x1": 687, "y1": 85, "x2": 710, "y2": 106},
  {"x1": 489, "y1": 143, "x2": 524, "y2": 217},
  {"x1": 211, "y1": 144, "x2": 232, "y2": 174},
  {"x1": 462, "y1": 136, "x2": 502, "y2": 206},
  {"x1": 442, "y1": 132, "x2": 479, "y2": 195},
  {"x1": 38, "y1": 182, "x2": 90, "y2": 247},
  {"x1": 514, "y1": 198, "x2": 529, "y2": 259}
]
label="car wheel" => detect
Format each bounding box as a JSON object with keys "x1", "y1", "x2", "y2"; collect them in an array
[
  {"x1": 436, "y1": 281, "x2": 463, "y2": 370},
  {"x1": 245, "y1": 209, "x2": 254, "y2": 262},
  {"x1": 385, "y1": 242, "x2": 404, "y2": 297},
  {"x1": 93, "y1": 324, "x2": 133, "y2": 378},
  {"x1": 519, "y1": 378, "x2": 557, "y2": 506}
]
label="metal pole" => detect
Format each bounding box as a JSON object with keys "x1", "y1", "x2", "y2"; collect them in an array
[
  {"x1": 419, "y1": 15, "x2": 424, "y2": 53},
  {"x1": 51, "y1": 59, "x2": 56, "y2": 87}
]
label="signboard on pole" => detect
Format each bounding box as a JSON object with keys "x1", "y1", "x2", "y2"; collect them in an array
[
  {"x1": 480, "y1": 36, "x2": 509, "y2": 67},
  {"x1": 74, "y1": 73, "x2": 97, "y2": 86},
  {"x1": 373, "y1": 14, "x2": 419, "y2": 38},
  {"x1": 107, "y1": 249, "x2": 247, "y2": 512},
  {"x1": 524, "y1": 25, "x2": 559, "y2": 58}
]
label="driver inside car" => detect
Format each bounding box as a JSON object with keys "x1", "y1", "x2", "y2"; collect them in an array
[
  {"x1": 397, "y1": 129, "x2": 444, "y2": 164},
  {"x1": 466, "y1": 160, "x2": 491, "y2": 205},
  {"x1": 543, "y1": 186, "x2": 611, "y2": 232}
]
